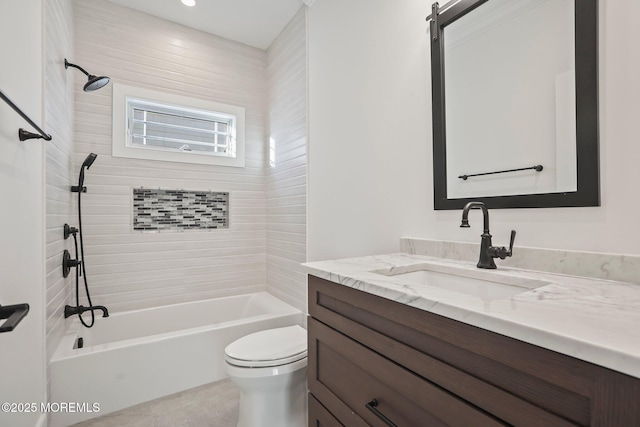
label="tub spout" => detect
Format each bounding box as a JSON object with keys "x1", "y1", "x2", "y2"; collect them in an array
[
  {"x1": 64, "y1": 304, "x2": 109, "y2": 318},
  {"x1": 90, "y1": 305, "x2": 109, "y2": 318}
]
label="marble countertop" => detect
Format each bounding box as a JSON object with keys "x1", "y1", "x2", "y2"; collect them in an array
[{"x1": 303, "y1": 253, "x2": 640, "y2": 379}]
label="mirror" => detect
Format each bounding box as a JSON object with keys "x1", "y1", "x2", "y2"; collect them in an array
[{"x1": 430, "y1": 0, "x2": 599, "y2": 209}]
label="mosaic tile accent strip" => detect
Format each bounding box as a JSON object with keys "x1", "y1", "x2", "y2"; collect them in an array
[{"x1": 133, "y1": 188, "x2": 228, "y2": 231}]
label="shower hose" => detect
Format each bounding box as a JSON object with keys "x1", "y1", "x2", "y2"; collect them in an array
[{"x1": 73, "y1": 173, "x2": 96, "y2": 328}]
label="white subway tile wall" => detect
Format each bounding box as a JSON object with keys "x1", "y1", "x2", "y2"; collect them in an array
[
  {"x1": 72, "y1": 0, "x2": 269, "y2": 312},
  {"x1": 45, "y1": 0, "x2": 75, "y2": 365},
  {"x1": 266, "y1": 8, "x2": 308, "y2": 315}
]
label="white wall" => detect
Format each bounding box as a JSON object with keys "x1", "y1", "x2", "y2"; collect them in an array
[
  {"x1": 266, "y1": 8, "x2": 308, "y2": 314},
  {"x1": 308, "y1": 0, "x2": 431, "y2": 261},
  {"x1": 72, "y1": 0, "x2": 269, "y2": 312},
  {"x1": 307, "y1": 0, "x2": 640, "y2": 261},
  {"x1": 45, "y1": 0, "x2": 74, "y2": 368},
  {"x1": 0, "y1": 0, "x2": 46, "y2": 425}
]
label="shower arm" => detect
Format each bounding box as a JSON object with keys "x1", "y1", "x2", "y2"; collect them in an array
[
  {"x1": 64, "y1": 59, "x2": 90, "y2": 77},
  {"x1": 0, "y1": 89, "x2": 52, "y2": 141}
]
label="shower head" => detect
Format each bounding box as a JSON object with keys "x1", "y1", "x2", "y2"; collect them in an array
[
  {"x1": 84, "y1": 75, "x2": 111, "y2": 92},
  {"x1": 82, "y1": 153, "x2": 98, "y2": 170},
  {"x1": 65, "y1": 59, "x2": 110, "y2": 92}
]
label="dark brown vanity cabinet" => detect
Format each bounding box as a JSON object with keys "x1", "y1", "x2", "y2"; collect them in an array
[{"x1": 307, "y1": 275, "x2": 640, "y2": 427}]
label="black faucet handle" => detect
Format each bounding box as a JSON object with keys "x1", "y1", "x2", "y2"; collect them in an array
[
  {"x1": 488, "y1": 230, "x2": 516, "y2": 260},
  {"x1": 508, "y1": 229, "x2": 516, "y2": 255}
]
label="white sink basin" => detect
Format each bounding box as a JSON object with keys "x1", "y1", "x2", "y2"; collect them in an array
[{"x1": 372, "y1": 265, "x2": 548, "y2": 301}]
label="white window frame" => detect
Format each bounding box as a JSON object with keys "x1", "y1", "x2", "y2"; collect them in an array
[{"x1": 112, "y1": 83, "x2": 245, "y2": 167}]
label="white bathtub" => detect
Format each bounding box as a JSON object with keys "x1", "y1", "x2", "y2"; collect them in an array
[{"x1": 49, "y1": 292, "x2": 302, "y2": 427}]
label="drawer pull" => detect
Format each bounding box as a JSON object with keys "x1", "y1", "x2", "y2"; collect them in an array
[{"x1": 366, "y1": 399, "x2": 398, "y2": 427}]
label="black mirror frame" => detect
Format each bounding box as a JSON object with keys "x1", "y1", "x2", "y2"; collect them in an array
[{"x1": 430, "y1": 0, "x2": 599, "y2": 210}]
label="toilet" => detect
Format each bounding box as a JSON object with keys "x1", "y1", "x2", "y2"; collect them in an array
[{"x1": 224, "y1": 325, "x2": 308, "y2": 427}]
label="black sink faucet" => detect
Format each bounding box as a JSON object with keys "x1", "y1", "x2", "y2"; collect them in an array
[{"x1": 460, "y1": 201, "x2": 516, "y2": 269}]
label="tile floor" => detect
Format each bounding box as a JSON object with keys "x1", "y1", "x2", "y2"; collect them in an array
[{"x1": 72, "y1": 379, "x2": 239, "y2": 427}]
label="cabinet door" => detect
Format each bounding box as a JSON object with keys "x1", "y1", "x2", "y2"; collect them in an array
[
  {"x1": 309, "y1": 318, "x2": 507, "y2": 427},
  {"x1": 309, "y1": 394, "x2": 344, "y2": 427}
]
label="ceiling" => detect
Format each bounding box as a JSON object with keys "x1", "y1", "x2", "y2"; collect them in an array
[{"x1": 107, "y1": 0, "x2": 306, "y2": 50}]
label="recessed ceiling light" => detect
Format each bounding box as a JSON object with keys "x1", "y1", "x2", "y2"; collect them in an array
[{"x1": 181, "y1": 0, "x2": 196, "y2": 6}]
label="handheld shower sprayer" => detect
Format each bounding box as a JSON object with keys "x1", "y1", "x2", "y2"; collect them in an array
[
  {"x1": 73, "y1": 153, "x2": 98, "y2": 193},
  {"x1": 78, "y1": 153, "x2": 97, "y2": 189},
  {"x1": 64, "y1": 153, "x2": 108, "y2": 328},
  {"x1": 82, "y1": 152, "x2": 98, "y2": 169}
]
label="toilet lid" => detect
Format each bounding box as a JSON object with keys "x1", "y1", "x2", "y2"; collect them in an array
[{"x1": 225, "y1": 325, "x2": 307, "y2": 368}]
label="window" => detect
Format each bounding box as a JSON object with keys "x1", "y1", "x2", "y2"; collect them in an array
[
  {"x1": 113, "y1": 83, "x2": 245, "y2": 167},
  {"x1": 129, "y1": 99, "x2": 235, "y2": 156}
]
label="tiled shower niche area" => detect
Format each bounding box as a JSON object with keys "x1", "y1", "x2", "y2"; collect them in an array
[{"x1": 133, "y1": 188, "x2": 229, "y2": 232}]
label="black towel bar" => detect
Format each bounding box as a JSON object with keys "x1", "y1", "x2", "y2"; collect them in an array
[
  {"x1": 0, "y1": 89, "x2": 52, "y2": 141},
  {"x1": 0, "y1": 303, "x2": 30, "y2": 333},
  {"x1": 459, "y1": 165, "x2": 543, "y2": 181}
]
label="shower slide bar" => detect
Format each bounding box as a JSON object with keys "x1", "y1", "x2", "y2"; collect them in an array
[
  {"x1": 458, "y1": 165, "x2": 544, "y2": 181},
  {"x1": 0, "y1": 303, "x2": 29, "y2": 333},
  {"x1": 0, "y1": 89, "x2": 52, "y2": 141}
]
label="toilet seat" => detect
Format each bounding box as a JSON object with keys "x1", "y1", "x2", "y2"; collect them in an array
[
  {"x1": 225, "y1": 351, "x2": 306, "y2": 368},
  {"x1": 224, "y1": 325, "x2": 307, "y2": 368}
]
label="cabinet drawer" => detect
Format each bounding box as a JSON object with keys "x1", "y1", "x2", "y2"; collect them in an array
[{"x1": 309, "y1": 318, "x2": 506, "y2": 427}]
